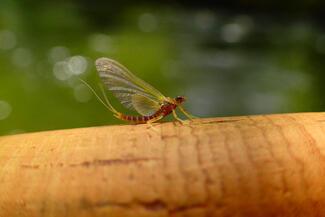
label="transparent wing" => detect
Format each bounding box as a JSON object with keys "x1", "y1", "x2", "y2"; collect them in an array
[
  {"x1": 96, "y1": 57, "x2": 166, "y2": 114},
  {"x1": 131, "y1": 94, "x2": 161, "y2": 116}
]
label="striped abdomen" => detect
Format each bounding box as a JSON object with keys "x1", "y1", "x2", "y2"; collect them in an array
[
  {"x1": 118, "y1": 103, "x2": 177, "y2": 124},
  {"x1": 119, "y1": 110, "x2": 163, "y2": 124}
]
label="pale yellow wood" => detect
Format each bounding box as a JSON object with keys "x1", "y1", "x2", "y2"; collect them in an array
[{"x1": 0, "y1": 112, "x2": 325, "y2": 217}]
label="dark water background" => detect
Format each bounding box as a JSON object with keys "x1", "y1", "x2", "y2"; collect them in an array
[{"x1": 1, "y1": 0, "x2": 325, "y2": 135}]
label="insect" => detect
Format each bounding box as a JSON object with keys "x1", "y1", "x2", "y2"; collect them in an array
[{"x1": 81, "y1": 57, "x2": 195, "y2": 124}]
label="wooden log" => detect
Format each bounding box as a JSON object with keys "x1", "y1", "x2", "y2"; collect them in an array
[{"x1": 0, "y1": 112, "x2": 325, "y2": 217}]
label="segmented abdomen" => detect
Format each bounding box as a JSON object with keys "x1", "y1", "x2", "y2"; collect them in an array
[
  {"x1": 118, "y1": 103, "x2": 177, "y2": 124},
  {"x1": 120, "y1": 110, "x2": 163, "y2": 123}
]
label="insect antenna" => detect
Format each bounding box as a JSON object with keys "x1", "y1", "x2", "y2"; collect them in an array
[{"x1": 78, "y1": 78, "x2": 118, "y2": 114}]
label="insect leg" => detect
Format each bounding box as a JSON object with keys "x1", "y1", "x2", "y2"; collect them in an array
[
  {"x1": 178, "y1": 106, "x2": 197, "y2": 120},
  {"x1": 146, "y1": 115, "x2": 163, "y2": 132},
  {"x1": 172, "y1": 110, "x2": 186, "y2": 124}
]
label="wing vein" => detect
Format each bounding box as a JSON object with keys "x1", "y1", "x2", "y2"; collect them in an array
[{"x1": 96, "y1": 57, "x2": 165, "y2": 115}]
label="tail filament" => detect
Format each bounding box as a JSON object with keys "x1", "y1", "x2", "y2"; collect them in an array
[{"x1": 78, "y1": 78, "x2": 119, "y2": 115}]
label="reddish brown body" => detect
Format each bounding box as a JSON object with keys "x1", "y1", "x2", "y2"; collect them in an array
[{"x1": 119, "y1": 103, "x2": 177, "y2": 124}]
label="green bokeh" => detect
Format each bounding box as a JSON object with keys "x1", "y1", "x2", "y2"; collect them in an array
[{"x1": 0, "y1": 1, "x2": 325, "y2": 136}]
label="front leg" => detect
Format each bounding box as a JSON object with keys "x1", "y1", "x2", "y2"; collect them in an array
[
  {"x1": 178, "y1": 106, "x2": 197, "y2": 120},
  {"x1": 146, "y1": 115, "x2": 164, "y2": 131},
  {"x1": 172, "y1": 110, "x2": 186, "y2": 124}
]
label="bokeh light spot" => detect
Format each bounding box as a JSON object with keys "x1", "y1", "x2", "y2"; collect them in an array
[
  {"x1": 88, "y1": 34, "x2": 114, "y2": 53},
  {"x1": 53, "y1": 61, "x2": 72, "y2": 81},
  {"x1": 73, "y1": 84, "x2": 92, "y2": 103},
  {"x1": 221, "y1": 23, "x2": 245, "y2": 43},
  {"x1": 0, "y1": 101, "x2": 12, "y2": 120},
  {"x1": 68, "y1": 56, "x2": 88, "y2": 75},
  {"x1": 48, "y1": 46, "x2": 70, "y2": 63}
]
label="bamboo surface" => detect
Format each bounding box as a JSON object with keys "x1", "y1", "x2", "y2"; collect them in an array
[{"x1": 0, "y1": 112, "x2": 325, "y2": 217}]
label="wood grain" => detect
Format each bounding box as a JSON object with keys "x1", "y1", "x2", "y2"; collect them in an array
[{"x1": 0, "y1": 112, "x2": 325, "y2": 217}]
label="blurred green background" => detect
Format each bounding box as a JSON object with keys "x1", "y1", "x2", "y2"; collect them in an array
[{"x1": 1, "y1": 0, "x2": 325, "y2": 136}]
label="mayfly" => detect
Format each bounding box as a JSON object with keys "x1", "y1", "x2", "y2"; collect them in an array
[{"x1": 81, "y1": 57, "x2": 195, "y2": 124}]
